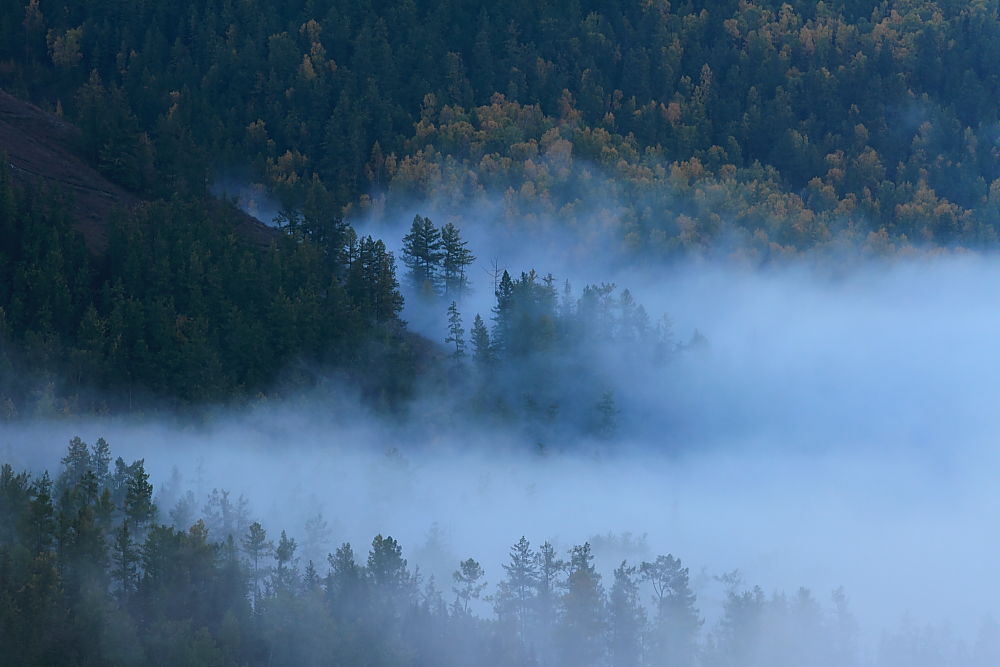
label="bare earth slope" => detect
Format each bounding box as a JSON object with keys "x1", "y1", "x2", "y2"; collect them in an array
[{"x1": 0, "y1": 88, "x2": 276, "y2": 252}]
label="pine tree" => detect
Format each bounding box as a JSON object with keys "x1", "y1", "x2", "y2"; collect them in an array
[
  {"x1": 123, "y1": 459, "x2": 155, "y2": 531},
  {"x1": 491, "y1": 270, "x2": 514, "y2": 355},
  {"x1": 60, "y1": 436, "x2": 91, "y2": 486},
  {"x1": 445, "y1": 301, "x2": 466, "y2": 360},
  {"x1": 641, "y1": 554, "x2": 701, "y2": 666},
  {"x1": 367, "y1": 534, "x2": 412, "y2": 614},
  {"x1": 495, "y1": 536, "x2": 538, "y2": 647},
  {"x1": 113, "y1": 520, "x2": 139, "y2": 601},
  {"x1": 274, "y1": 529, "x2": 298, "y2": 591},
  {"x1": 91, "y1": 438, "x2": 111, "y2": 486},
  {"x1": 471, "y1": 314, "x2": 492, "y2": 366},
  {"x1": 609, "y1": 561, "x2": 646, "y2": 667},
  {"x1": 401, "y1": 215, "x2": 443, "y2": 295},
  {"x1": 559, "y1": 543, "x2": 606, "y2": 665},
  {"x1": 242, "y1": 521, "x2": 272, "y2": 608},
  {"x1": 533, "y1": 541, "x2": 565, "y2": 661},
  {"x1": 451, "y1": 557, "x2": 486, "y2": 615},
  {"x1": 326, "y1": 542, "x2": 363, "y2": 619},
  {"x1": 301, "y1": 511, "x2": 332, "y2": 566},
  {"x1": 441, "y1": 222, "x2": 475, "y2": 298}
]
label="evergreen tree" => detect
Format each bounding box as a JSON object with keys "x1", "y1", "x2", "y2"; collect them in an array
[
  {"x1": 471, "y1": 314, "x2": 492, "y2": 366},
  {"x1": 441, "y1": 222, "x2": 475, "y2": 298},
  {"x1": 326, "y1": 542, "x2": 364, "y2": 620},
  {"x1": 401, "y1": 215, "x2": 444, "y2": 296},
  {"x1": 451, "y1": 557, "x2": 486, "y2": 615},
  {"x1": 59, "y1": 436, "x2": 91, "y2": 488},
  {"x1": 273, "y1": 529, "x2": 298, "y2": 591},
  {"x1": 445, "y1": 301, "x2": 466, "y2": 360},
  {"x1": 491, "y1": 270, "x2": 515, "y2": 356},
  {"x1": 641, "y1": 554, "x2": 701, "y2": 667},
  {"x1": 559, "y1": 542, "x2": 606, "y2": 665},
  {"x1": 301, "y1": 511, "x2": 332, "y2": 567},
  {"x1": 91, "y1": 438, "x2": 112, "y2": 487},
  {"x1": 123, "y1": 459, "x2": 155, "y2": 531},
  {"x1": 610, "y1": 560, "x2": 646, "y2": 667},
  {"x1": 495, "y1": 536, "x2": 538, "y2": 648},
  {"x1": 533, "y1": 541, "x2": 565, "y2": 661},
  {"x1": 242, "y1": 521, "x2": 272, "y2": 608},
  {"x1": 112, "y1": 520, "x2": 138, "y2": 601}
]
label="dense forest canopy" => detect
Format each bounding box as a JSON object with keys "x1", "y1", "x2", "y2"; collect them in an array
[
  {"x1": 2, "y1": 1, "x2": 999, "y2": 665},
  {"x1": 0, "y1": 160, "x2": 414, "y2": 410},
  {"x1": 1, "y1": 0, "x2": 999, "y2": 257},
  {"x1": 0, "y1": 0, "x2": 997, "y2": 406}
]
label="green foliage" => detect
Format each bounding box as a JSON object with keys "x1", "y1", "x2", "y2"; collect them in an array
[
  {"x1": 445, "y1": 301, "x2": 466, "y2": 360},
  {"x1": 1, "y1": 0, "x2": 993, "y2": 260},
  {"x1": 401, "y1": 214, "x2": 444, "y2": 295},
  {"x1": 5, "y1": 438, "x2": 991, "y2": 666},
  {"x1": 0, "y1": 161, "x2": 411, "y2": 411},
  {"x1": 453, "y1": 267, "x2": 671, "y2": 440}
]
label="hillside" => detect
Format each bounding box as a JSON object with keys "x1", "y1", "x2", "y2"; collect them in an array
[
  {"x1": 0, "y1": 88, "x2": 137, "y2": 252},
  {"x1": 3, "y1": 0, "x2": 998, "y2": 258},
  {"x1": 0, "y1": 88, "x2": 277, "y2": 252}
]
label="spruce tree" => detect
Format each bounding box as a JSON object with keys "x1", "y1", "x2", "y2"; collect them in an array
[
  {"x1": 242, "y1": 522, "x2": 272, "y2": 607},
  {"x1": 445, "y1": 301, "x2": 466, "y2": 360},
  {"x1": 491, "y1": 270, "x2": 514, "y2": 356},
  {"x1": 560, "y1": 543, "x2": 606, "y2": 665},
  {"x1": 471, "y1": 314, "x2": 492, "y2": 366},
  {"x1": 609, "y1": 561, "x2": 645, "y2": 667},
  {"x1": 495, "y1": 536, "x2": 538, "y2": 646},
  {"x1": 401, "y1": 215, "x2": 444, "y2": 295}
]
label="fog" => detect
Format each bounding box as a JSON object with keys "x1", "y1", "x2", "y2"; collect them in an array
[
  {"x1": 4, "y1": 246, "x2": 1000, "y2": 659},
  {"x1": 210, "y1": 178, "x2": 284, "y2": 227}
]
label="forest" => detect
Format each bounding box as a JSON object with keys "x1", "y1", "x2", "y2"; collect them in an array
[
  {"x1": 1, "y1": 0, "x2": 999, "y2": 664},
  {"x1": 2, "y1": 437, "x2": 997, "y2": 666},
  {"x1": 1, "y1": 0, "x2": 1000, "y2": 405},
  {"x1": 1, "y1": 0, "x2": 998, "y2": 257}
]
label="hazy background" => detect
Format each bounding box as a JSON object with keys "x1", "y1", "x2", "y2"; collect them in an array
[{"x1": 3, "y1": 246, "x2": 999, "y2": 656}]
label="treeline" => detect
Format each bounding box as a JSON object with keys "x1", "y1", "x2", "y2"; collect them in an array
[
  {"x1": 2, "y1": 438, "x2": 997, "y2": 666},
  {"x1": 396, "y1": 214, "x2": 677, "y2": 441},
  {"x1": 437, "y1": 269, "x2": 678, "y2": 442},
  {"x1": 0, "y1": 160, "x2": 412, "y2": 412},
  {"x1": 3, "y1": 0, "x2": 999, "y2": 256}
]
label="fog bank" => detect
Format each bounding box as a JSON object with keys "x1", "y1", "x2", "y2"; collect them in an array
[{"x1": 4, "y1": 255, "x2": 1000, "y2": 655}]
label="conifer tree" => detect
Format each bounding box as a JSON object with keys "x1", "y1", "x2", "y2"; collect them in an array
[
  {"x1": 533, "y1": 541, "x2": 565, "y2": 661},
  {"x1": 452, "y1": 557, "x2": 486, "y2": 615},
  {"x1": 326, "y1": 542, "x2": 363, "y2": 618},
  {"x1": 242, "y1": 521, "x2": 272, "y2": 607},
  {"x1": 274, "y1": 529, "x2": 298, "y2": 590},
  {"x1": 560, "y1": 542, "x2": 606, "y2": 665},
  {"x1": 401, "y1": 215, "x2": 444, "y2": 295},
  {"x1": 91, "y1": 438, "x2": 112, "y2": 486},
  {"x1": 113, "y1": 520, "x2": 138, "y2": 601},
  {"x1": 491, "y1": 270, "x2": 515, "y2": 355},
  {"x1": 609, "y1": 561, "x2": 645, "y2": 667},
  {"x1": 495, "y1": 536, "x2": 538, "y2": 646},
  {"x1": 123, "y1": 459, "x2": 155, "y2": 530},
  {"x1": 441, "y1": 222, "x2": 475, "y2": 297},
  {"x1": 471, "y1": 314, "x2": 492, "y2": 366},
  {"x1": 641, "y1": 554, "x2": 701, "y2": 666},
  {"x1": 60, "y1": 436, "x2": 91, "y2": 487},
  {"x1": 445, "y1": 301, "x2": 466, "y2": 360}
]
